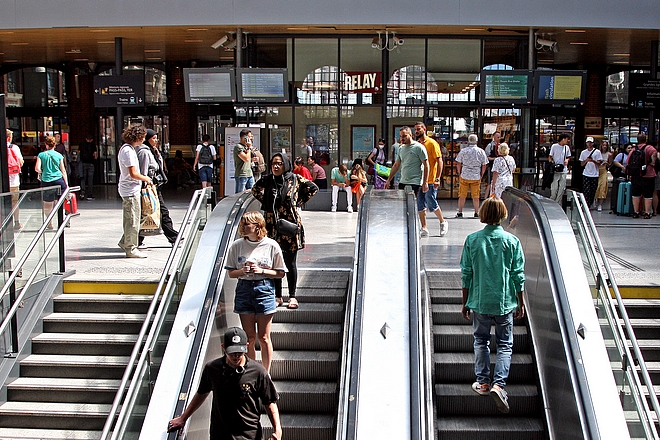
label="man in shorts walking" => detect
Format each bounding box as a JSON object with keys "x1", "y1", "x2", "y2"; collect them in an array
[
  {"x1": 414, "y1": 122, "x2": 448, "y2": 237},
  {"x1": 455, "y1": 134, "x2": 489, "y2": 217}
]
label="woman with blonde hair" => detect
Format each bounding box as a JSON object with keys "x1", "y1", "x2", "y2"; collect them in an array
[
  {"x1": 225, "y1": 211, "x2": 287, "y2": 373},
  {"x1": 35, "y1": 136, "x2": 68, "y2": 229},
  {"x1": 350, "y1": 161, "x2": 368, "y2": 207},
  {"x1": 490, "y1": 143, "x2": 516, "y2": 199},
  {"x1": 595, "y1": 140, "x2": 613, "y2": 212}
]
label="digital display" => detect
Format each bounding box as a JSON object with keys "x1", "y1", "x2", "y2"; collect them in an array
[
  {"x1": 183, "y1": 68, "x2": 235, "y2": 102},
  {"x1": 481, "y1": 70, "x2": 531, "y2": 104},
  {"x1": 534, "y1": 71, "x2": 586, "y2": 105},
  {"x1": 236, "y1": 68, "x2": 288, "y2": 102}
]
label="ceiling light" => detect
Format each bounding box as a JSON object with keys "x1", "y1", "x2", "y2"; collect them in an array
[
  {"x1": 565, "y1": 29, "x2": 586, "y2": 33},
  {"x1": 464, "y1": 28, "x2": 486, "y2": 31},
  {"x1": 4, "y1": 59, "x2": 18, "y2": 62},
  {"x1": 569, "y1": 42, "x2": 589, "y2": 45},
  {"x1": 187, "y1": 28, "x2": 208, "y2": 31},
  {"x1": 287, "y1": 27, "x2": 309, "y2": 31},
  {"x1": 144, "y1": 49, "x2": 161, "y2": 53},
  {"x1": 74, "y1": 58, "x2": 89, "y2": 61},
  {"x1": 66, "y1": 49, "x2": 82, "y2": 54},
  {"x1": 613, "y1": 61, "x2": 630, "y2": 64},
  {"x1": 97, "y1": 40, "x2": 115, "y2": 44},
  {"x1": 11, "y1": 42, "x2": 29, "y2": 46},
  {"x1": 184, "y1": 39, "x2": 203, "y2": 43},
  {"x1": 146, "y1": 57, "x2": 162, "y2": 61},
  {"x1": 89, "y1": 29, "x2": 110, "y2": 33},
  {"x1": 612, "y1": 53, "x2": 630, "y2": 57}
]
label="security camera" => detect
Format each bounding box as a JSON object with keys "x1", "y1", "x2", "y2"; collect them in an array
[
  {"x1": 391, "y1": 32, "x2": 404, "y2": 46},
  {"x1": 536, "y1": 38, "x2": 558, "y2": 53},
  {"x1": 211, "y1": 35, "x2": 228, "y2": 50}
]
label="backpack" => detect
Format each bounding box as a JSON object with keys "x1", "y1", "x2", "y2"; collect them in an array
[
  {"x1": 198, "y1": 144, "x2": 213, "y2": 165},
  {"x1": 7, "y1": 145, "x2": 21, "y2": 175},
  {"x1": 626, "y1": 145, "x2": 646, "y2": 177}
]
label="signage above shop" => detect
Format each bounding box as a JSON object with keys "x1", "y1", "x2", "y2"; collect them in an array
[
  {"x1": 93, "y1": 75, "x2": 145, "y2": 107},
  {"x1": 343, "y1": 72, "x2": 382, "y2": 93}
]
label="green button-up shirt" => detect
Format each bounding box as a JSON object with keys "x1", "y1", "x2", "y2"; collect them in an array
[{"x1": 460, "y1": 224, "x2": 525, "y2": 316}]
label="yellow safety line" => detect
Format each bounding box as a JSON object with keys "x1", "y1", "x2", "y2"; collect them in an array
[
  {"x1": 612, "y1": 287, "x2": 660, "y2": 299},
  {"x1": 63, "y1": 282, "x2": 159, "y2": 295}
]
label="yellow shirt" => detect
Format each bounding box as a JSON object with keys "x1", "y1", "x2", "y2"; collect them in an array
[{"x1": 420, "y1": 137, "x2": 442, "y2": 184}]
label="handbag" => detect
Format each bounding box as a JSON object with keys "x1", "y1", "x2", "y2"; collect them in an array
[
  {"x1": 375, "y1": 163, "x2": 391, "y2": 178},
  {"x1": 554, "y1": 164, "x2": 565, "y2": 172},
  {"x1": 272, "y1": 182, "x2": 299, "y2": 237}
]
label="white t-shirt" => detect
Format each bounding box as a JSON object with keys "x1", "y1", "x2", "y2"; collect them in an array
[
  {"x1": 579, "y1": 148, "x2": 603, "y2": 178},
  {"x1": 225, "y1": 236, "x2": 287, "y2": 281},
  {"x1": 8, "y1": 143, "x2": 23, "y2": 188},
  {"x1": 117, "y1": 144, "x2": 142, "y2": 197},
  {"x1": 549, "y1": 143, "x2": 571, "y2": 174},
  {"x1": 455, "y1": 145, "x2": 488, "y2": 180},
  {"x1": 196, "y1": 143, "x2": 217, "y2": 169}
]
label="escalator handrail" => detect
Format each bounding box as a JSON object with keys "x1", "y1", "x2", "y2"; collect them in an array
[
  {"x1": 569, "y1": 190, "x2": 660, "y2": 440},
  {"x1": 0, "y1": 187, "x2": 79, "y2": 338},
  {"x1": 100, "y1": 188, "x2": 212, "y2": 440},
  {"x1": 337, "y1": 186, "x2": 371, "y2": 440},
  {"x1": 166, "y1": 192, "x2": 257, "y2": 440}
]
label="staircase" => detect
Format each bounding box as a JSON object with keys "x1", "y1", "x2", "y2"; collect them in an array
[
  {"x1": 261, "y1": 269, "x2": 348, "y2": 440},
  {"x1": 0, "y1": 292, "x2": 154, "y2": 440},
  {"x1": 429, "y1": 271, "x2": 547, "y2": 440}
]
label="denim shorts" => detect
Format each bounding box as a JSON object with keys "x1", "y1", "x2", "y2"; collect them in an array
[
  {"x1": 416, "y1": 185, "x2": 439, "y2": 212},
  {"x1": 198, "y1": 166, "x2": 213, "y2": 183},
  {"x1": 234, "y1": 278, "x2": 277, "y2": 315}
]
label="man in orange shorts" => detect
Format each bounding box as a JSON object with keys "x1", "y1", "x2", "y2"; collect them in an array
[{"x1": 455, "y1": 134, "x2": 489, "y2": 218}]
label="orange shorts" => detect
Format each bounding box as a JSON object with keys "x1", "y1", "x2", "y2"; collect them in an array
[{"x1": 458, "y1": 177, "x2": 481, "y2": 198}]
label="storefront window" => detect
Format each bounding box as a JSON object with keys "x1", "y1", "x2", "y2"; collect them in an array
[
  {"x1": 294, "y1": 39, "x2": 338, "y2": 105},
  {"x1": 341, "y1": 106, "x2": 381, "y2": 162},
  {"x1": 295, "y1": 106, "x2": 337, "y2": 167},
  {"x1": 3, "y1": 67, "x2": 66, "y2": 107},
  {"x1": 340, "y1": 38, "x2": 383, "y2": 105}
]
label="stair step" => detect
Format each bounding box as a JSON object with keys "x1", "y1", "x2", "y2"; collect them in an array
[
  {"x1": 620, "y1": 299, "x2": 660, "y2": 319},
  {"x1": 53, "y1": 294, "x2": 153, "y2": 314},
  {"x1": 269, "y1": 351, "x2": 339, "y2": 381},
  {"x1": 0, "y1": 401, "x2": 111, "y2": 430},
  {"x1": 433, "y1": 325, "x2": 530, "y2": 352},
  {"x1": 434, "y1": 352, "x2": 535, "y2": 383},
  {"x1": 270, "y1": 324, "x2": 342, "y2": 350},
  {"x1": 435, "y1": 383, "x2": 540, "y2": 416},
  {"x1": 274, "y1": 381, "x2": 337, "y2": 413},
  {"x1": 42, "y1": 313, "x2": 148, "y2": 334},
  {"x1": 0, "y1": 428, "x2": 102, "y2": 440},
  {"x1": 260, "y1": 413, "x2": 334, "y2": 440},
  {"x1": 430, "y1": 289, "x2": 463, "y2": 305},
  {"x1": 20, "y1": 354, "x2": 130, "y2": 379},
  {"x1": 437, "y1": 416, "x2": 547, "y2": 440},
  {"x1": 432, "y1": 303, "x2": 467, "y2": 324},
  {"x1": 273, "y1": 303, "x2": 344, "y2": 324},
  {"x1": 32, "y1": 333, "x2": 139, "y2": 356},
  {"x1": 7, "y1": 378, "x2": 121, "y2": 404},
  {"x1": 288, "y1": 289, "x2": 346, "y2": 304}
]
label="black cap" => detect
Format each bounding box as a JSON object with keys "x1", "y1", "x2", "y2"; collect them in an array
[{"x1": 224, "y1": 327, "x2": 248, "y2": 354}]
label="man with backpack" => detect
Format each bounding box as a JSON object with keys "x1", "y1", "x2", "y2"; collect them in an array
[
  {"x1": 6, "y1": 130, "x2": 24, "y2": 230},
  {"x1": 193, "y1": 134, "x2": 217, "y2": 189},
  {"x1": 626, "y1": 134, "x2": 657, "y2": 218}
]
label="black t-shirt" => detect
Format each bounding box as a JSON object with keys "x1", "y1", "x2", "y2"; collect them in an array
[
  {"x1": 197, "y1": 356, "x2": 278, "y2": 440},
  {"x1": 79, "y1": 141, "x2": 97, "y2": 163}
]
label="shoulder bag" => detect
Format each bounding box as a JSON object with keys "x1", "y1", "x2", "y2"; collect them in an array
[{"x1": 272, "y1": 177, "x2": 299, "y2": 237}]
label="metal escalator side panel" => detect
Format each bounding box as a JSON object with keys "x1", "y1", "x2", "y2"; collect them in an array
[{"x1": 502, "y1": 189, "x2": 629, "y2": 440}]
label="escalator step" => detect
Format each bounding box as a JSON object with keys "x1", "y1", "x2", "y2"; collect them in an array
[
  {"x1": 260, "y1": 413, "x2": 334, "y2": 440},
  {"x1": 434, "y1": 352, "x2": 534, "y2": 383},
  {"x1": 433, "y1": 325, "x2": 530, "y2": 352},
  {"x1": 270, "y1": 323, "x2": 342, "y2": 350},
  {"x1": 273, "y1": 303, "x2": 344, "y2": 324},
  {"x1": 269, "y1": 351, "x2": 339, "y2": 381},
  {"x1": 273, "y1": 381, "x2": 337, "y2": 413},
  {"x1": 437, "y1": 416, "x2": 547, "y2": 440},
  {"x1": 435, "y1": 383, "x2": 540, "y2": 416}
]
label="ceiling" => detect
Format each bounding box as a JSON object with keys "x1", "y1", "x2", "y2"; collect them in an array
[{"x1": 0, "y1": 25, "x2": 658, "y2": 69}]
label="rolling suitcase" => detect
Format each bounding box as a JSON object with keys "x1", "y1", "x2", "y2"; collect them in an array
[
  {"x1": 616, "y1": 181, "x2": 632, "y2": 216},
  {"x1": 610, "y1": 178, "x2": 623, "y2": 214}
]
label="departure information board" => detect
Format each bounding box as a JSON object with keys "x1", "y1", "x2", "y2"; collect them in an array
[
  {"x1": 183, "y1": 68, "x2": 235, "y2": 102},
  {"x1": 481, "y1": 71, "x2": 531, "y2": 104},
  {"x1": 236, "y1": 68, "x2": 288, "y2": 102}
]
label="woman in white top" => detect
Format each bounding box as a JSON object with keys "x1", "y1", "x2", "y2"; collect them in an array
[
  {"x1": 595, "y1": 140, "x2": 613, "y2": 211},
  {"x1": 490, "y1": 143, "x2": 516, "y2": 198}
]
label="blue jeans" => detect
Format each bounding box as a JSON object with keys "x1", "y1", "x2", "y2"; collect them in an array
[
  {"x1": 472, "y1": 311, "x2": 514, "y2": 387},
  {"x1": 416, "y1": 184, "x2": 439, "y2": 212},
  {"x1": 235, "y1": 175, "x2": 255, "y2": 193}
]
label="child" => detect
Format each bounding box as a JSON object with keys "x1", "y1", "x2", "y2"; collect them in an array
[{"x1": 226, "y1": 211, "x2": 287, "y2": 373}]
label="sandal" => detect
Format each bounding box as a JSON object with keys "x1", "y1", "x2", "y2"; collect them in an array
[
  {"x1": 287, "y1": 298, "x2": 299, "y2": 309},
  {"x1": 643, "y1": 212, "x2": 652, "y2": 219},
  {"x1": 276, "y1": 297, "x2": 284, "y2": 307},
  {"x1": 632, "y1": 212, "x2": 640, "y2": 219}
]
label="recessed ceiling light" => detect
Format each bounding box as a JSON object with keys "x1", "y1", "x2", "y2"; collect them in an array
[
  {"x1": 66, "y1": 49, "x2": 82, "y2": 54},
  {"x1": 187, "y1": 28, "x2": 208, "y2": 31},
  {"x1": 569, "y1": 42, "x2": 589, "y2": 45},
  {"x1": 89, "y1": 29, "x2": 110, "y2": 33},
  {"x1": 464, "y1": 28, "x2": 486, "y2": 31},
  {"x1": 146, "y1": 57, "x2": 162, "y2": 61},
  {"x1": 287, "y1": 27, "x2": 309, "y2": 31},
  {"x1": 0, "y1": 31, "x2": 14, "y2": 35},
  {"x1": 5, "y1": 59, "x2": 18, "y2": 62},
  {"x1": 565, "y1": 29, "x2": 586, "y2": 33},
  {"x1": 144, "y1": 49, "x2": 161, "y2": 53},
  {"x1": 184, "y1": 39, "x2": 203, "y2": 43},
  {"x1": 613, "y1": 61, "x2": 629, "y2": 64},
  {"x1": 11, "y1": 42, "x2": 29, "y2": 46},
  {"x1": 74, "y1": 58, "x2": 89, "y2": 61},
  {"x1": 97, "y1": 40, "x2": 115, "y2": 44},
  {"x1": 612, "y1": 53, "x2": 630, "y2": 57}
]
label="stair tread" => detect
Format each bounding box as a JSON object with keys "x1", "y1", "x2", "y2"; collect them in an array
[
  {"x1": 54, "y1": 294, "x2": 153, "y2": 302},
  {"x1": 435, "y1": 383, "x2": 538, "y2": 396},
  {"x1": 33, "y1": 333, "x2": 138, "y2": 343},
  {"x1": 43, "y1": 313, "x2": 147, "y2": 322},
  {"x1": 437, "y1": 415, "x2": 545, "y2": 431},
  {"x1": 7, "y1": 377, "x2": 121, "y2": 390},
  {"x1": 0, "y1": 401, "x2": 111, "y2": 415},
  {"x1": 271, "y1": 351, "x2": 339, "y2": 361},
  {"x1": 270, "y1": 323, "x2": 341, "y2": 332},
  {"x1": 273, "y1": 381, "x2": 336, "y2": 392},
  {"x1": 21, "y1": 354, "x2": 130, "y2": 366},
  {"x1": 0, "y1": 428, "x2": 101, "y2": 440},
  {"x1": 434, "y1": 352, "x2": 533, "y2": 364}
]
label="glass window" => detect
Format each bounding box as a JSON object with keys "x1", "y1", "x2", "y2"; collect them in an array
[
  {"x1": 5, "y1": 67, "x2": 67, "y2": 107},
  {"x1": 427, "y1": 39, "x2": 481, "y2": 73},
  {"x1": 295, "y1": 106, "x2": 338, "y2": 167},
  {"x1": 294, "y1": 39, "x2": 338, "y2": 105},
  {"x1": 483, "y1": 39, "x2": 525, "y2": 69},
  {"x1": 387, "y1": 39, "x2": 426, "y2": 105},
  {"x1": 340, "y1": 106, "x2": 381, "y2": 162},
  {"x1": 340, "y1": 38, "x2": 383, "y2": 105},
  {"x1": 605, "y1": 70, "x2": 628, "y2": 104}
]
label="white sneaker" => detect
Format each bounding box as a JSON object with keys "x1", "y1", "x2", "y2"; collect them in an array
[
  {"x1": 138, "y1": 243, "x2": 148, "y2": 250},
  {"x1": 331, "y1": 206, "x2": 337, "y2": 212},
  {"x1": 439, "y1": 221, "x2": 449, "y2": 237},
  {"x1": 420, "y1": 228, "x2": 429, "y2": 237},
  {"x1": 597, "y1": 205, "x2": 602, "y2": 212},
  {"x1": 347, "y1": 206, "x2": 353, "y2": 213},
  {"x1": 127, "y1": 250, "x2": 148, "y2": 258}
]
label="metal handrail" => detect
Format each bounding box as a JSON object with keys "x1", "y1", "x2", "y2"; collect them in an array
[
  {"x1": 569, "y1": 190, "x2": 660, "y2": 439},
  {"x1": 0, "y1": 188, "x2": 32, "y2": 236},
  {"x1": 0, "y1": 187, "x2": 79, "y2": 339},
  {"x1": 100, "y1": 188, "x2": 211, "y2": 440}
]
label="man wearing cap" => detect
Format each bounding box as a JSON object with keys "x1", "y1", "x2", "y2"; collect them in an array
[
  {"x1": 168, "y1": 327, "x2": 282, "y2": 440},
  {"x1": 579, "y1": 136, "x2": 602, "y2": 209}
]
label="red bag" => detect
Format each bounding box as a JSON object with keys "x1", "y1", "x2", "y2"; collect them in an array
[
  {"x1": 64, "y1": 196, "x2": 78, "y2": 214},
  {"x1": 7, "y1": 146, "x2": 21, "y2": 175}
]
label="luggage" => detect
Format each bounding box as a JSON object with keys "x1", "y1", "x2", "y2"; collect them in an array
[
  {"x1": 616, "y1": 181, "x2": 633, "y2": 216},
  {"x1": 64, "y1": 195, "x2": 78, "y2": 215},
  {"x1": 610, "y1": 178, "x2": 624, "y2": 213}
]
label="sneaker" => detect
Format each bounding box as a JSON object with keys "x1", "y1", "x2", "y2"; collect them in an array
[
  {"x1": 127, "y1": 249, "x2": 148, "y2": 258},
  {"x1": 474, "y1": 213, "x2": 479, "y2": 218},
  {"x1": 456, "y1": 212, "x2": 463, "y2": 218},
  {"x1": 597, "y1": 205, "x2": 602, "y2": 212},
  {"x1": 138, "y1": 243, "x2": 148, "y2": 250},
  {"x1": 331, "y1": 206, "x2": 337, "y2": 212},
  {"x1": 420, "y1": 228, "x2": 429, "y2": 237},
  {"x1": 439, "y1": 221, "x2": 448, "y2": 237},
  {"x1": 347, "y1": 206, "x2": 353, "y2": 213},
  {"x1": 87, "y1": 196, "x2": 95, "y2": 201},
  {"x1": 490, "y1": 384, "x2": 509, "y2": 413},
  {"x1": 472, "y1": 382, "x2": 490, "y2": 396}
]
